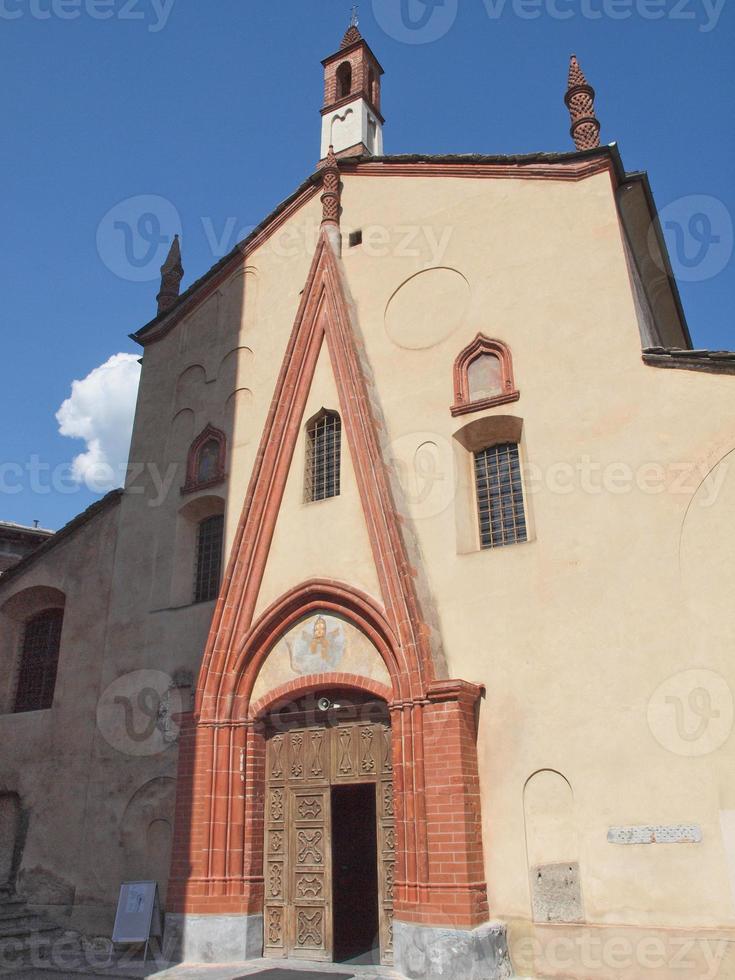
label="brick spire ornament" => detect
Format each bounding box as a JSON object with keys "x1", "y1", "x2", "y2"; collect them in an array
[
  {"x1": 565, "y1": 55, "x2": 601, "y2": 151},
  {"x1": 156, "y1": 234, "x2": 184, "y2": 315},
  {"x1": 341, "y1": 6, "x2": 362, "y2": 49},
  {"x1": 320, "y1": 145, "x2": 342, "y2": 254}
]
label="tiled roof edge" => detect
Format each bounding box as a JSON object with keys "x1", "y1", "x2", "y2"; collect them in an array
[{"x1": 642, "y1": 348, "x2": 735, "y2": 375}]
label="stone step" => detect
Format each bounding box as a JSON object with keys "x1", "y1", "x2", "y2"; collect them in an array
[
  {"x1": 0, "y1": 899, "x2": 26, "y2": 912},
  {"x1": 0, "y1": 918, "x2": 59, "y2": 939},
  {"x1": 0, "y1": 905, "x2": 39, "y2": 923}
]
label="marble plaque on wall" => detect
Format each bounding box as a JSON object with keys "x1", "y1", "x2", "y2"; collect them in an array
[{"x1": 607, "y1": 825, "x2": 702, "y2": 845}]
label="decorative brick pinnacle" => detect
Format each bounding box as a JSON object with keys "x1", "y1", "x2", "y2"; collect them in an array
[
  {"x1": 341, "y1": 24, "x2": 362, "y2": 48},
  {"x1": 565, "y1": 54, "x2": 601, "y2": 152},
  {"x1": 156, "y1": 234, "x2": 184, "y2": 315},
  {"x1": 320, "y1": 146, "x2": 341, "y2": 226}
]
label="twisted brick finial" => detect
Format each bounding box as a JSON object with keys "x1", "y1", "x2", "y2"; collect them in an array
[
  {"x1": 156, "y1": 235, "x2": 184, "y2": 315},
  {"x1": 565, "y1": 55, "x2": 601, "y2": 151},
  {"x1": 321, "y1": 146, "x2": 341, "y2": 227},
  {"x1": 341, "y1": 24, "x2": 362, "y2": 48}
]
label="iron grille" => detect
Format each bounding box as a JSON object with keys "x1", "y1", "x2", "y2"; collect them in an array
[
  {"x1": 194, "y1": 514, "x2": 224, "y2": 603},
  {"x1": 14, "y1": 608, "x2": 63, "y2": 713},
  {"x1": 305, "y1": 411, "x2": 342, "y2": 502},
  {"x1": 474, "y1": 442, "x2": 528, "y2": 549}
]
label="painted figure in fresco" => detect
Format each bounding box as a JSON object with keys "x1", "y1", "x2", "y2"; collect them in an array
[{"x1": 286, "y1": 615, "x2": 346, "y2": 674}]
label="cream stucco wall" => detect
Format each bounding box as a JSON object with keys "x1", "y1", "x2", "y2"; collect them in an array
[{"x1": 1, "y1": 165, "x2": 733, "y2": 967}]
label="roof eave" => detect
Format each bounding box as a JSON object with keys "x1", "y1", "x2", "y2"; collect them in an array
[{"x1": 130, "y1": 145, "x2": 627, "y2": 348}]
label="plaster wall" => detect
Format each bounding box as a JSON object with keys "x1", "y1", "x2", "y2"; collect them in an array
[
  {"x1": 2, "y1": 168, "x2": 733, "y2": 960},
  {"x1": 0, "y1": 500, "x2": 120, "y2": 925}
]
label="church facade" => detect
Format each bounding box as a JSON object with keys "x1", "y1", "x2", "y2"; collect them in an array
[{"x1": 1, "y1": 23, "x2": 734, "y2": 980}]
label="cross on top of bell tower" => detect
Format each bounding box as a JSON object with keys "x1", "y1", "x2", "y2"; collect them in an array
[{"x1": 320, "y1": 16, "x2": 384, "y2": 162}]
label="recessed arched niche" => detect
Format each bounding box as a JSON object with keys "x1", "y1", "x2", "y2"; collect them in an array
[
  {"x1": 523, "y1": 770, "x2": 583, "y2": 924},
  {"x1": 250, "y1": 611, "x2": 391, "y2": 706}
]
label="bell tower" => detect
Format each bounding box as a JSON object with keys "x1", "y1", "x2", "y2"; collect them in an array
[{"x1": 320, "y1": 13, "x2": 384, "y2": 161}]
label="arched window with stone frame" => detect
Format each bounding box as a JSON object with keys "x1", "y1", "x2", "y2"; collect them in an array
[
  {"x1": 182, "y1": 424, "x2": 226, "y2": 494},
  {"x1": 451, "y1": 335, "x2": 520, "y2": 417}
]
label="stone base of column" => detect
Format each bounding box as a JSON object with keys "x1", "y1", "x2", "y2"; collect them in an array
[
  {"x1": 394, "y1": 919, "x2": 512, "y2": 980},
  {"x1": 163, "y1": 912, "x2": 263, "y2": 963}
]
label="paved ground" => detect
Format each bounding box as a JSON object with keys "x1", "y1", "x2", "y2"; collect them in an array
[{"x1": 5, "y1": 957, "x2": 402, "y2": 980}]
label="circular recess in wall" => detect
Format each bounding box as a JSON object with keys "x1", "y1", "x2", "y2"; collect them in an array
[{"x1": 384, "y1": 267, "x2": 470, "y2": 351}]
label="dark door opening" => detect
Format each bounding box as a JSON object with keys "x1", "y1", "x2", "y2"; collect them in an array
[{"x1": 331, "y1": 783, "x2": 380, "y2": 964}]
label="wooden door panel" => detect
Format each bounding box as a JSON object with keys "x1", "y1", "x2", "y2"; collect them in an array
[
  {"x1": 289, "y1": 808, "x2": 331, "y2": 958},
  {"x1": 264, "y1": 717, "x2": 394, "y2": 965},
  {"x1": 306, "y1": 728, "x2": 327, "y2": 780},
  {"x1": 378, "y1": 773, "x2": 396, "y2": 964},
  {"x1": 263, "y1": 736, "x2": 287, "y2": 958},
  {"x1": 332, "y1": 725, "x2": 357, "y2": 780}
]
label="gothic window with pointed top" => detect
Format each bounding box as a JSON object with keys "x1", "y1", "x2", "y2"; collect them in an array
[
  {"x1": 194, "y1": 514, "x2": 224, "y2": 603},
  {"x1": 183, "y1": 425, "x2": 226, "y2": 494},
  {"x1": 451, "y1": 336, "x2": 520, "y2": 417},
  {"x1": 336, "y1": 61, "x2": 352, "y2": 99},
  {"x1": 305, "y1": 410, "x2": 342, "y2": 503},
  {"x1": 14, "y1": 608, "x2": 64, "y2": 713}
]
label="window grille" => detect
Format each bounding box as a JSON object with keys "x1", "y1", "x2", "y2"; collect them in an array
[
  {"x1": 194, "y1": 514, "x2": 224, "y2": 603},
  {"x1": 305, "y1": 411, "x2": 342, "y2": 502},
  {"x1": 474, "y1": 443, "x2": 527, "y2": 549},
  {"x1": 14, "y1": 608, "x2": 63, "y2": 713}
]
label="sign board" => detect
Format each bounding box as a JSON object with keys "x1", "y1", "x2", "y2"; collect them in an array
[
  {"x1": 112, "y1": 881, "x2": 162, "y2": 946},
  {"x1": 607, "y1": 825, "x2": 702, "y2": 845}
]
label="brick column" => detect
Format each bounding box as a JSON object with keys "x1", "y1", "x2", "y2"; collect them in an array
[{"x1": 411, "y1": 680, "x2": 488, "y2": 928}]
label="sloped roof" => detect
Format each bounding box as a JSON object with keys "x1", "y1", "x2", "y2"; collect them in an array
[
  {"x1": 0, "y1": 521, "x2": 54, "y2": 537},
  {"x1": 0, "y1": 489, "x2": 123, "y2": 588},
  {"x1": 643, "y1": 348, "x2": 735, "y2": 374}
]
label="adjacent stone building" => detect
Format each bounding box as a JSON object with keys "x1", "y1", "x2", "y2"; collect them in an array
[
  {"x1": 0, "y1": 522, "x2": 53, "y2": 575},
  {"x1": 1, "y1": 23, "x2": 734, "y2": 980}
]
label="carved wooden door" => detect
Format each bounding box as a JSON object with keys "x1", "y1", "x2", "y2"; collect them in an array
[{"x1": 263, "y1": 717, "x2": 395, "y2": 965}]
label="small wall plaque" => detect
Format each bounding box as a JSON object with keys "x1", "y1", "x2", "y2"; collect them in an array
[{"x1": 607, "y1": 825, "x2": 702, "y2": 845}]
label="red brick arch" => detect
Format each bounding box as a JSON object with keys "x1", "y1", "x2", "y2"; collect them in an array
[
  {"x1": 208, "y1": 579, "x2": 411, "y2": 721},
  {"x1": 169, "y1": 579, "x2": 489, "y2": 930},
  {"x1": 249, "y1": 673, "x2": 393, "y2": 721}
]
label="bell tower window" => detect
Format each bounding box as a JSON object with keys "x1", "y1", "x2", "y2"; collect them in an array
[{"x1": 336, "y1": 61, "x2": 352, "y2": 99}]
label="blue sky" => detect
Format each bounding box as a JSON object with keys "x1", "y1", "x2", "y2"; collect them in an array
[{"x1": 1, "y1": 0, "x2": 733, "y2": 530}]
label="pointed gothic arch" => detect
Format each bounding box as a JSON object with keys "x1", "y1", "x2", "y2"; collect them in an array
[
  {"x1": 182, "y1": 423, "x2": 226, "y2": 494},
  {"x1": 227, "y1": 580, "x2": 404, "y2": 719},
  {"x1": 167, "y1": 232, "x2": 491, "y2": 961},
  {"x1": 451, "y1": 334, "x2": 520, "y2": 417}
]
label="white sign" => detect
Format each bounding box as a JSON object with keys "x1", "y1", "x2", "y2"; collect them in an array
[
  {"x1": 607, "y1": 825, "x2": 702, "y2": 845},
  {"x1": 112, "y1": 881, "x2": 162, "y2": 945}
]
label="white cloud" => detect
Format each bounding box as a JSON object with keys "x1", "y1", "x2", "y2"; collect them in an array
[{"x1": 56, "y1": 353, "x2": 141, "y2": 493}]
